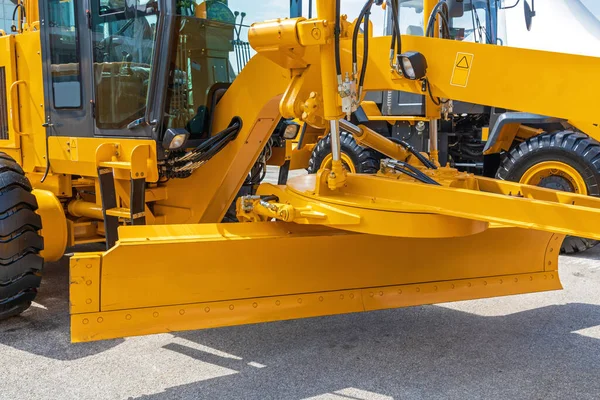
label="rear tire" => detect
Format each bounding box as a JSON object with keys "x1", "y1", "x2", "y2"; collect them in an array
[
  {"x1": 496, "y1": 131, "x2": 600, "y2": 254},
  {"x1": 308, "y1": 131, "x2": 382, "y2": 174},
  {"x1": 0, "y1": 153, "x2": 44, "y2": 320}
]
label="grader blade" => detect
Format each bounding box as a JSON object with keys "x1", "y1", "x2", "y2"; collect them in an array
[{"x1": 70, "y1": 223, "x2": 561, "y2": 342}]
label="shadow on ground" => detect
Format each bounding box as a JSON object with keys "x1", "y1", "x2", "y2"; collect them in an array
[
  {"x1": 0, "y1": 244, "x2": 599, "y2": 399},
  {"x1": 129, "y1": 301, "x2": 600, "y2": 400},
  {"x1": 0, "y1": 248, "x2": 124, "y2": 361}
]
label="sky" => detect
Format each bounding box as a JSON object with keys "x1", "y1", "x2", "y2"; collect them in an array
[
  {"x1": 228, "y1": 0, "x2": 600, "y2": 36},
  {"x1": 228, "y1": 0, "x2": 386, "y2": 37},
  {"x1": 581, "y1": 0, "x2": 600, "y2": 18},
  {"x1": 226, "y1": 0, "x2": 600, "y2": 68}
]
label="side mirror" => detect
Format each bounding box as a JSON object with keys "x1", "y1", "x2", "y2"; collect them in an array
[
  {"x1": 446, "y1": 0, "x2": 464, "y2": 18},
  {"x1": 524, "y1": 0, "x2": 536, "y2": 31}
]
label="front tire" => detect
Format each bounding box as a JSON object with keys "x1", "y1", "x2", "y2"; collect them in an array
[
  {"x1": 0, "y1": 153, "x2": 44, "y2": 320},
  {"x1": 308, "y1": 131, "x2": 382, "y2": 174},
  {"x1": 496, "y1": 131, "x2": 600, "y2": 254}
]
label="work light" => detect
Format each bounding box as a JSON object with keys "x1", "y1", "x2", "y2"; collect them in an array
[
  {"x1": 399, "y1": 51, "x2": 428, "y2": 80},
  {"x1": 162, "y1": 129, "x2": 190, "y2": 150},
  {"x1": 283, "y1": 123, "x2": 300, "y2": 140}
]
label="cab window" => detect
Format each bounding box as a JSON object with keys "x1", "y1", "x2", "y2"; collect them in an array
[
  {"x1": 48, "y1": 0, "x2": 82, "y2": 109},
  {"x1": 91, "y1": 0, "x2": 158, "y2": 129}
]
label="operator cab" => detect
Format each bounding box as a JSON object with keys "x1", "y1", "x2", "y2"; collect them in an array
[
  {"x1": 41, "y1": 0, "x2": 237, "y2": 146},
  {"x1": 448, "y1": 0, "x2": 498, "y2": 44}
]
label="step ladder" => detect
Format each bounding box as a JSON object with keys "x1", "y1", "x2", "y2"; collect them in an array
[{"x1": 96, "y1": 143, "x2": 150, "y2": 249}]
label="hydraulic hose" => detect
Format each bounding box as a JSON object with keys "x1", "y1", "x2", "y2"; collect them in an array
[
  {"x1": 425, "y1": 1, "x2": 451, "y2": 39},
  {"x1": 352, "y1": 0, "x2": 374, "y2": 76},
  {"x1": 389, "y1": 137, "x2": 437, "y2": 169},
  {"x1": 334, "y1": 0, "x2": 342, "y2": 78},
  {"x1": 388, "y1": 160, "x2": 440, "y2": 185},
  {"x1": 390, "y1": 0, "x2": 402, "y2": 58},
  {"x1": 358, "y1": 9, "x2": 371, "y2": 93},
  {"x1": 296, "y1": 122, "x2": 308, "y2": 150}
]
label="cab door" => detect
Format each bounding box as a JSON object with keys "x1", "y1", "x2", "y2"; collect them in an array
[
  {"x1": 87, "y1": 0, "x2": 159, "y2": 137},
  {"x1": 40, "y1": 0, "x2": 94, "y2": 138}
]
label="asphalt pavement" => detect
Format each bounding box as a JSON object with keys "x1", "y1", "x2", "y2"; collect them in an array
[{"x1": 1, "y1": 169, "x2": 599, "y2": 399}]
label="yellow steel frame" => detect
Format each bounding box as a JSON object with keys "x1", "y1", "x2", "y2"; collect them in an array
[
  {"x1": 248, "y1": 171, "x2": 600, "y2": 240},
  {"x1": 0, "y1": 34, "x2": 22, "y2": 154},
  {"x1": 0, "y1": 1, "x2": 592, "y2": 342},
  {"x1": 71, "y1": 222, "x2": 562, "y2": 342},
  {"x1": 319, "y1": 153, "x2": 357, "y2": 173}
]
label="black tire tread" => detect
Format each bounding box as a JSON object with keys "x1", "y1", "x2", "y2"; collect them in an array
[
  {"x1": 308, "y1": 132, "x2": 382, "y2": 174},
  {"x1": 0, "y1": 273, "x2": 42, "y2": 299},
  {"x1": 0, "y1": 293, "x2": 36, "y2": 319},
  {"x1": 0, "y1": 230, "x2": 44, "y2": 262},
  {"x1": 0, "y1": 186, "x2": 38, "y2": 215},
  {"x1": 0, "y1": 152, "x2": 44, "y2": 320},
  {"x1": 0, "y1": 170, "x2": 32, "y2": 193},
  {"x1": 0, "y1": 207, "x2": 42, "y2": 237},
  {"x1": 496, "y1": 130, "x2": 600, "y2": 254}
]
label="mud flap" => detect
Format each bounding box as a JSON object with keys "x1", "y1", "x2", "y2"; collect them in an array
[{"x1": 70, "y1": 223, "x2": 562, "y2": 342}]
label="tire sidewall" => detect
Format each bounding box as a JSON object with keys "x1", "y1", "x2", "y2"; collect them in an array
[
  {"x1": 308, "y1": 132, "x2": 380, "y2": 174},
  {"x1": 502, "y1": 148, "x2": 600, "y2": 196}
]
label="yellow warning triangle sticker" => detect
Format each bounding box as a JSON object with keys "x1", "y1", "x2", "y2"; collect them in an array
[{"x1": 456, "y1": 56, "x2": 469, "y2": 69}]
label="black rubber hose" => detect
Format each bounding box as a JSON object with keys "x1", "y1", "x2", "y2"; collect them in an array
[
  {"x1": 11, "y1": 3, "x2": 25, "y2": 31},
  {"x1": 191, "y1": 126, "x2": 240, "y2": 164},
  {"x1": 189, "y1": 121, "x2": 240, "y2": 156},
  {"x1": 394, "y1": 160, "x2": 439, "y2": 184},
  {"x1": 334, "y1": 0, "x2": 342, "y2": 76},
  {"x1": 425, "y1": 2, "x2": 445, "y2": 36},
  {"x1": 261, "y1": 195, "x2": 280, "y2": 202},
  {"x1": 40, "y1": 126, "x2": 51, "y2": 183},
  {"x1": 391, "y1": 0, "x2": 402, "y2": 55},
  {"x1": 425, "y1": 2, "x2": 451, "y2": 39},
  {"x1": 358, "y1": 8, "x2": 371, "y2": 90},
  {"x1": 296, "y1": 122, "x2": 308, "y2": 150},
  {"x1": 352, "y1": 0, "x2": 374, "y2": 67},
  {"x1": 389, "y1": 137, "x2": 437, "y2": 169},
  {"x1": 391, "y1": 163, "x2": 440, "y2": 185}
]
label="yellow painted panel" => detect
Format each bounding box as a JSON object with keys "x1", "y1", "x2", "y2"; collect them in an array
[
  {"x1": 71, "y1": 270, "x2": 560, "y2": 342},
  {"x1": 481, "y1": 127, "x2": 489, "y2": 141},
  {"x1": 70, "y1": 254, "x2": 102, "y2": 314},
  {"x1": 14, "y1": 31, "x2": 46, "y2": 172},
  {"x1": 88, "y1": 223, "x2": 556, "y2": 312},
  {"x1": 154, "y1": 53, "x2": 291, "y2": 224},
  {"x1": 72, "y1": 289, "x2": 364, "y2": 342},
  {"x1": 450, "y1": 52, "x2": 474, "y2": 87},
  {"x1": 362, "y1": 272, "x2": 561, "y2": 311},
  {"x1": 47, "y1": 137, "x2": 159, "y2": 182},
  {"x1": 357, "y1": 36, "x2": 600, "y2": 126}
]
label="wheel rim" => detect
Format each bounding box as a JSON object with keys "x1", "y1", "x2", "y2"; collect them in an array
[
  {"x1": 519, "y1": 161, "x2": 588, "y2": 195},
  {"x1": 320, "y1": 153, "x2": 357, "y2": 173}
]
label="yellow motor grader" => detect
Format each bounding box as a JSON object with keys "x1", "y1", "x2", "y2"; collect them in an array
[{"x1": 2, "y1": 0, "x2": 600, "y2": 343}]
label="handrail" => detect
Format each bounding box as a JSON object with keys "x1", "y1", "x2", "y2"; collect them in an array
[{"x1": 9, "y1": 80, "x2": 28, "y2": 137}]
